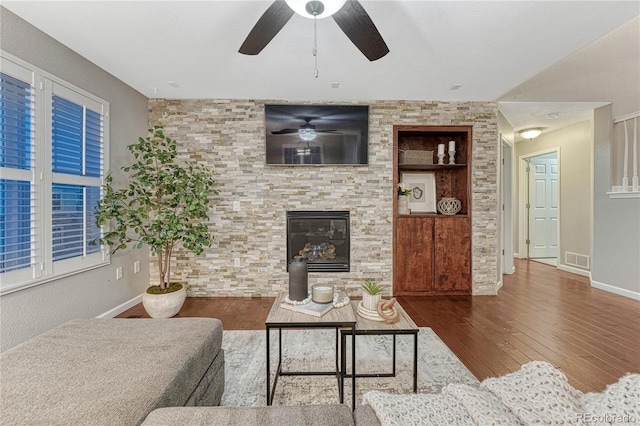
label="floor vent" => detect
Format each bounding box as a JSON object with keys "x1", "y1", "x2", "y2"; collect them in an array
[{"x1": 565, "y1": 252, "x2": 590, "y2": 269}]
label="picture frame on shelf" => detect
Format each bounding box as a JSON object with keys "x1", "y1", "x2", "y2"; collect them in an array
[{"x1": 400, "y1": 171, "x2": 436, "y2": 213}]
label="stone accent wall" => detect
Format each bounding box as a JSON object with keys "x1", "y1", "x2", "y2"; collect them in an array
[{"x1": 148, "y1": 99, "x2": 499, "y2": 296}]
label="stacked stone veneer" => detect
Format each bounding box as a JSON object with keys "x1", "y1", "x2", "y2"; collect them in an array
[{"x1": 148, "y1": 99, "x2": 499, "y2": 297}]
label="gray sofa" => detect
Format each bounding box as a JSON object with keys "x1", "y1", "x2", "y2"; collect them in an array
[{"x1": 0, "y1": 318, "x2": 224, "y2": 426}]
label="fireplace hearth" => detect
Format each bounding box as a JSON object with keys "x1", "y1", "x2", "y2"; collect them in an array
[{"x1": 286, "y1": 211, "x2": 350, "y2": 272}]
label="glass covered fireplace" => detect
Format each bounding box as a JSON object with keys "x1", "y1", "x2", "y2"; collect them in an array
[{"x1": 286, "y1": 211, "x2": 350, "y2": 272}]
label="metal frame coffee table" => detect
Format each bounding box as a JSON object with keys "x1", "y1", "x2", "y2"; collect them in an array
[
  {"x1": 340, "y1": 300, "x2": 419, "y2": 395},
  {"x1": 265, "y1": 293, "x2": 357, "y2": 408}
]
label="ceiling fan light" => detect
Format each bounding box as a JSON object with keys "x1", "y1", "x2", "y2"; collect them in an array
[
  {"x1": 519, "y1": 128, "x2": 542, "y2": 139},
  {"x1": 285, "y1": 0, "x2": 347, "y2": 19},
  {"x1": 299, "y1": 128, "x2": 317, "y2": 141}
]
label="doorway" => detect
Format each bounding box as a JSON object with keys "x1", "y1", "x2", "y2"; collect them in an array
[{"x1": 519, "y1": 149, "x2": 560, "y2": 264}]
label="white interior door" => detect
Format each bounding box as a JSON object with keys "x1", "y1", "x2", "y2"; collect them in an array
[{"x1": 528, "y1": 154, "x2": 558, "y2": 258}]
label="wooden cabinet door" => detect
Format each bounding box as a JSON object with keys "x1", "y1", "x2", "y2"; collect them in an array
[
  {"x1": 434, "y1": 217, "x2": 471, "y2": 292},
  {"x1": 395, "y1": 216, "x2": 434, "y2": 294}
]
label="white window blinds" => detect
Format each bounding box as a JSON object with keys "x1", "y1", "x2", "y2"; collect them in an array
[
  {"x1": 0, "y1": 54, "x2": 109, "y2": 294},
  {"x1": 0, "y1": 71, "x2": 35, "y2": 274}
]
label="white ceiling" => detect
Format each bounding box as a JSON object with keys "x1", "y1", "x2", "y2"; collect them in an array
[
  {"x1": 499, "y1": 101, "x2": 610, "y2": 142},
  {"x1": 2, "y1": 1, "x2": 639, "y2": 134}
]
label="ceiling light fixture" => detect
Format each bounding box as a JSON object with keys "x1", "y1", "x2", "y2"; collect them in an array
[
  {"x1": 285, "y1": 0, "x2": 347, "y2": 19},
  {"x1": 298, "y1": 124, "x2": 317, "y2": 141},
  {"x1": 519, "y1": 128, "x2": 542, "y2": 140}
]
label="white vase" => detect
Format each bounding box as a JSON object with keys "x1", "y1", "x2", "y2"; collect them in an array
[
  {"x1": 142, "y1": 284, "x2": 187, "y2": 318},
  {"x1": 362, "y1": 293, "x2": 381, "y2": 311},
  {"x1": 398, "y1": 195, "x2": 409, "y2": 215}
]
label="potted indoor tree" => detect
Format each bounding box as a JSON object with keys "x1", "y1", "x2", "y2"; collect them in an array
[{"x1": 95, "y1": 126, "x2": 217, "y2": 318}]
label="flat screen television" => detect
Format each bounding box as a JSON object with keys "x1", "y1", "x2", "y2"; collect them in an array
[{"x1": 265, "y1": 104, "x2": 368, "y2": 166}]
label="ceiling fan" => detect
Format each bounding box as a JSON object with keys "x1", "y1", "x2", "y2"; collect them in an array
[
  {"x1": 239, "y1": 0, "x2": 389, "y2": 61},
  {"x1": 271, "y1": 117, "x2": 338, "y2": 141}
]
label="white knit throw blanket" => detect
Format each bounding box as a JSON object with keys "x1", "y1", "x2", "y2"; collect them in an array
[{"x1": 363, "y1": 361, "x2": 640, "y2": 426}]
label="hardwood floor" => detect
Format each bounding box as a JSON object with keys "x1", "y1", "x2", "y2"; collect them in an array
[{"x1": 118, "y1": 259, "x2": 639, "y2": 392}]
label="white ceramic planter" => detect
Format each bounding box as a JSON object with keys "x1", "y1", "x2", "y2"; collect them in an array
[
  {"x1": 142, "y1": 285, "x2": 186, "y2": 318},
  {"x1": 398, "y1": 195, "x2": 409, "y2": 215},
  {"x1": 362, "y1": 293, "x2": 381, "y2": 311}
]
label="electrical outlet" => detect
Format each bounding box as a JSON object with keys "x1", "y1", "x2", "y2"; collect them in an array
[
  {"x1": 234, "y1": 258, "x2": 241, "y2": 267},
  {"x1": 133, "y1": 261, "x2": 140, "y2": 274},
  {"x1": 116, "y1": 267, "x2": 123, "y2": 280},
  {"x1": 233, "y1": 201, "x2": 240, "y2": 212}
]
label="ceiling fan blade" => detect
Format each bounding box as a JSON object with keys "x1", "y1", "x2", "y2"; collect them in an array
[
  {"x1": 239, "y1": 1, "x2": 295, "y2": 55},
  {"x1": 271, "y1": 129, "x2": 299, "y2": 135},
  {"x1": 332, "y1": 0, "x2": 389, "y2": 61}
]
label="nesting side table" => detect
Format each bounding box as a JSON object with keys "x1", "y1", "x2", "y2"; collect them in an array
[
  {"x1": 340, "y1": 300, "x2": 419, "y2": 395},
  {"x1": 265, "y1": 293, "x2": 357, "y2": 408}
]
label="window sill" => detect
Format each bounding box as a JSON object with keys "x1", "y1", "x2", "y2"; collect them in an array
[{"x1": 0, "y1": 259, "x2": 110, "y2": 296}]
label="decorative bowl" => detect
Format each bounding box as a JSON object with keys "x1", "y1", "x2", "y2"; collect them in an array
[{"x1": 437, "y1": 197, "x2": 462, "y2": 215}]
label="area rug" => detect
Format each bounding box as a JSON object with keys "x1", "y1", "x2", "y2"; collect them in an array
[{"x1": 220, "y1": 328, "x2": 478, "y2": 408}]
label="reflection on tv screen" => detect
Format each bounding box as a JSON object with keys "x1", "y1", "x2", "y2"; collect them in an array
[{"x1": 265, "y1": 104, "x2": 369, "y2": 166}]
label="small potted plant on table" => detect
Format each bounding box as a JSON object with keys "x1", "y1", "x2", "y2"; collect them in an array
[
  {"x1": 95, "y1": 126, "x2": 217, "y2": 318},
  {"x1": 361, "y1": 278, "x2": 384, "y2": 311}
]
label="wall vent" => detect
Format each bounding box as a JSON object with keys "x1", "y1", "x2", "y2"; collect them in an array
[{"x1": 565, "y1": 252, "x2": 590, "y2": 269}]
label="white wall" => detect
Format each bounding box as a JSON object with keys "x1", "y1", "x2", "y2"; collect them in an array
[
  {"x1": 0, "y1": 8, "x2": 150, "y2": 351},
  {"x1": 593, "y1": 106, "x2": 640, "y2": 299}
]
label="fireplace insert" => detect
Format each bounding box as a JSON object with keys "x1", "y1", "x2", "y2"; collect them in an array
[{"x1": 286, "y1": 211, "x2": 350, "y2": 272}]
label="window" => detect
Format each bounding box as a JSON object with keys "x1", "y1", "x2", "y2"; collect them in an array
[{"x1": 0, "y1": 54, "x2": 109, "y2": 293}]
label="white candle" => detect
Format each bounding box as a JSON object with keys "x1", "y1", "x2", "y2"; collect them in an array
[
  {"x1": 449, "y1": 140, "x2": 456, "y2": 151},
  {"x1": 438, "y1": 143, "x2": 445, "y2": 155},
  {"x1": 312, "y1": 285, "x2": 333, "y2": 303}
]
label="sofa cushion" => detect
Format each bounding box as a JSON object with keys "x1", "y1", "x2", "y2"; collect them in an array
[
  {"x1": 184, "y1": 349, "x2": 225, "y2": 407},
  {"x1": 141, "y1": 405, "x2": 355, "y2": 426},
  {"x1": 0, "y1": 318, "x2": 223, "y2": 426}
]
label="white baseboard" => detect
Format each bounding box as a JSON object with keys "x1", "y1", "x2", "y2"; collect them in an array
[
  {"x1": 590, "y1": 280, "x2": 640, "y2": 301},
  {"x1": 557, "y1": 264, "x2": 591, "y2": 278},
  {"x1": 496, "y1": 280, "x2": 503, "y2": 291},
  {"x1": 97, "y1": 294, "x2": 144, "y2": 318}
]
